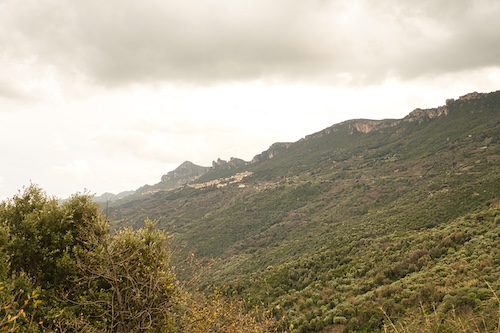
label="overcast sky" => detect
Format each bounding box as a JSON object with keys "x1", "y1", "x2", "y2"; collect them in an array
[{"x1": 1, "y1": 0, "x2": 500, "y2": 199}]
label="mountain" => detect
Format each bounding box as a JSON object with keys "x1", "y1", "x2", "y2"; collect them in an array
[
  {"x1": 251, "y1": 142, "x2": 293, "y2": 163},
  {"x1": 95, "y1": 143, "x2": 293, "y2": 201},
  {"x1": 161, "y1": 161, "x2": 210, "y2": 184},
  {"x1": 133, "y1": 161, "x2": 211, "y2": 195},
  {"x1": 92, "y1": 190, "x2": 135, "y2": 203},
  {"x1": 106, "y1": 90, "x2": 500, "y2": 332}
]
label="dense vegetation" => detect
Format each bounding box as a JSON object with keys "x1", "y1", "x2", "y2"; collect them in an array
[
  {"x1": 2, "y1": 91, "x2": 499, "y2": 332},
  {"x1": 0, "y1": 185, "x2": 276, "y2": 332},
  {"x1": 106, "y1": 91, "x2": 500, "y2": 332}
]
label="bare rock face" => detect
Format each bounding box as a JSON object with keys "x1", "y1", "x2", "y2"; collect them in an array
[
  {"x1": 161, "y1": 161, "x2": 210, "y2": 185},
  {"x1": 212, "y1": 157, "x2": 248, "y2": 170},
  {"x1": 303, "y1": 118, "x2": 402, "y2": 139},
  {"x1": 251, "y1": 142, "x2": 292, "y2": 163},
  {"x1": 348, "y1": 119, "x2": 401, "y2": 134},
  {"x1": 403, "y1": 105, "x2": 448, "y2": 124},
  {"x1": 459, "y1": 91, "x2": 483, "y2": 100}
]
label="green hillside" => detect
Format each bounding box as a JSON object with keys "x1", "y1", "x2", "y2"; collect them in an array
[{"x1": 108, "y1": 90, "x2": 500, "y2": 332}]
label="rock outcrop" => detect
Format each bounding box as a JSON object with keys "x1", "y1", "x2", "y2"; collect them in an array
[
  {"x1": 161, "y1": 161, "x2": 210, "y2": 186},
  {"x1": 458, "y1": 91, "x2": 484, "y2": 101},
  {"x1": 251, "y1": 142, "x2": 292, "y2": 163},
  {"x1": 347, "y1": 119, "x2": 401, "y2": 134},
  {"x1": 212, "y1": 157, "x2": 248, "y2": 170},
  {"x1": 403, "y1": 105, "x2": 448, "y2": 124}
]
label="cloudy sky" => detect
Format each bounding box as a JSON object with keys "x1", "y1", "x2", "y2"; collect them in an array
[{"x1": 1, "y1": 0, "x2": 500, "y2": 199}]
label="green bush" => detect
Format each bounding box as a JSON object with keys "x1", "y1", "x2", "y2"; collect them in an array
[{"x1": 0, "y1": 185, "x2": 276, "y2": 332}]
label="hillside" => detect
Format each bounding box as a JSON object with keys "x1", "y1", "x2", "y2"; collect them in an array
[{"x1": 107, "y1": 90, "x2": 500, "y2": 332}]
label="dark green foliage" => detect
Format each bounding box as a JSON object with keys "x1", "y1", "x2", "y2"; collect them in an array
[
  {"x1": 0, "y1": 185, "x2": 276, "y2": 332},
  {"x1": 73, "y1": 221, "x2": 180, "y2": 332},
  {"x1": 0, "y1": 185, "x2": 181, "y2": 332},
  {"x1": 1, "y1": 185, "x2": 107, "y2": 291}
]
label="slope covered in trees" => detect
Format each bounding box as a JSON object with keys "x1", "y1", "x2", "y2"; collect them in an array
[
  {"x1": 2, "y1": 91, "x2": 499, "y2": 332},
  {"x1": 106, "y1": 90, "x2": 500, "y2": 332}
]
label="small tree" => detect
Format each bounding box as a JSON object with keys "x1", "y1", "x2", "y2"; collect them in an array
[
  {"x1": 0, "y1": 185, "x2": 276, "y2": 332},
  {"x1": 77, "y1": 221, "x2": 181, "y2": 332},
  {"x1": 0, "y1": 184, "x2": 107, "y2": 292}
]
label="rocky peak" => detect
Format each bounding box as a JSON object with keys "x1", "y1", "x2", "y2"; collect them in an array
[
  {"x1": 251, "y1": 142, "x2": 292, "y2": 163},
  {"x1": 446, "y1": 91, "x2": 488, "y2": 106},
  {"x1": 161, "y1": 161, "x2": 210, "y2": 184},
  {"x1": 212, "y1": 157, "x2": 248, "y2": 170},
  {"x1": 403, "y1": 105, "x2": 448, "y2": 124},
  {"x1": 458, "y1": 91, "x2": 484, "y2": 101}
]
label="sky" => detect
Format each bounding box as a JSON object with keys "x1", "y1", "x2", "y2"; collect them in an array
[{"x1": 1, "y1": 0, "x2": 500, "y2": 199}]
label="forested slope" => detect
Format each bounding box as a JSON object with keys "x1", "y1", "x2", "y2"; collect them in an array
[{"x1": 107, "y1": 90, "x2": 500, "y2": 332}]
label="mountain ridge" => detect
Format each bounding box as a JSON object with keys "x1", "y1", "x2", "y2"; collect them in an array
[
  {"x1": 104, "y1": 89, "x2": 500, "y2": 332},
  {"x1": 96, "y1": 90, "x2": 493, "y2": 201}
]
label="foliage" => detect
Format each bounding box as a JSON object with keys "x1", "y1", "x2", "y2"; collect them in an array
[
  {"x1": 2, "y1": 91, "x2": 499, "y2": 332},
  {"x1": 76, "y1": 221, "x2": 179, "y2": 332},
  {"x1": 382, "y1": 283, "x2": 500, "y2": 333},
  {"x1": 181, "y1": 288, "x2": 280, "y2": 333},
  {"x1": 0, "y1": 185, "x2": 274, "y2": 332}
]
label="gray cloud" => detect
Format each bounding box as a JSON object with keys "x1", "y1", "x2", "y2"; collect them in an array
[
  {"x1": 2, "y1": 0, "x2": 499, "y2": 88},
  {"x1": 384, "y1": 0, "x2": 500, "y2": 78},
  {"x1": 0, "y1": 79, "x2": 28, "y2": 101},
  {"x1": 2, "y1": 0, "x2": 500, "y2": 200}
]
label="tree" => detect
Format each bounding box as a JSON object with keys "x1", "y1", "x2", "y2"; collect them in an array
[
  {"x1": 0, "y1": 185, "x2": 276, "y2": 332},
  {"x1": 0, "y1": 184, "x2": 107, "y2": 292},
  {"x1": 0, "y1": 185, "x2": 182, "y2": 331},
  {"x1": 77, "y1": 221, "x2": 181, "y2": 332}
]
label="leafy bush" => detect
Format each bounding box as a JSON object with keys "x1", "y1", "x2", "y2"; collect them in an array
[{"x1": 0, "y1": 185, "x2": 277, "y2": 332}]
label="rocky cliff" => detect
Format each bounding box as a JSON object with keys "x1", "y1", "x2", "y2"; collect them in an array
[
  {"x1": 212, "y1": 157, "x2": 248, "y2": 170},
  {"x1": 403, "y1": 105, "x2": 448, "y2": 123},
  {"x1": 304, "y1": 101, "x2": 452, "y2": 140},
  {"x1": 161, "y1": 161, "x2": 211, "y2": 186},
  {"x1": 251, "y1": 142, "x2": 292, "y2": 163}
]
